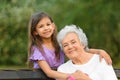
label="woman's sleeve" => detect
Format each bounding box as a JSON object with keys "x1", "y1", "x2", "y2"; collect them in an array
[{"x1": 101, "y1": 59, "x2": 118, "y2": 80}]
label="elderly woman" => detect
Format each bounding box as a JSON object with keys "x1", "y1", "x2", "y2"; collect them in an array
[{"x1": 57, "y1": 25, "x2": 117, "y2": 80}]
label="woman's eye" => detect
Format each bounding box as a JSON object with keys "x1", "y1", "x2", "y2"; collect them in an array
[
  {"x1": 63, "y1": 44, "x2": 68, "y2": 48},
  {"x1": 71, "y1": 41, "x2": 76, "y2": 44}
]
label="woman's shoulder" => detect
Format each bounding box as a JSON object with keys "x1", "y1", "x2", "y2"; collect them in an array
[
  {"x1": 57, "y1": 60, "x2": 71, "y2": 71},
  {"x1": 94, "y1": 54, "x2": 113, "y2": 68},
  {"x1": 90, "y1": 54, "x2": 100, "y2": 62},
  {"x1": 58, "y1": 60, "x2": 72, "y2": 67}
]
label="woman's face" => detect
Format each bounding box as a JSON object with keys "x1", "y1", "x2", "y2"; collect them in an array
[
  {"x1": 34, "y1": 17, "x2": 55, "y2": 39},
  {"x1": 62, "y1": 32, "x2": 84, "y2": 59}
]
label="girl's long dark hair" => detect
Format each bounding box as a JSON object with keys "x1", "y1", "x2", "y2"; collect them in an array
[{"x1": 27, "y1": 12, "x2": 60, "y2": 68}]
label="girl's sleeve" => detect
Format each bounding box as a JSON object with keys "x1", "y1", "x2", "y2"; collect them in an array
[{"x1": 30, "y1": 47, "x2": 45, "y2": 61}]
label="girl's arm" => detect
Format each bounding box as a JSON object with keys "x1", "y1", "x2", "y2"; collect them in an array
[
  {"x1": 37, "y1": 60, "x2": 90, "y2": 80},
  {"x1": 37, "y1": 60, "x2": 68, "y2": 79},
  {"x1": 88, "y1": 49, "x2": 112, "y2": 65}
]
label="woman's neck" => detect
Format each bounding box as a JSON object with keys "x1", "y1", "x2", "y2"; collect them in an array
[{"x1": 72, "y1": 52, "x2": 93, "y2": 65}]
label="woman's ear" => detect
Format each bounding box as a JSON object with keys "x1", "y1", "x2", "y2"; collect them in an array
[{"x1": 81, "y1": 43, "x2": 85, "y2": 48}]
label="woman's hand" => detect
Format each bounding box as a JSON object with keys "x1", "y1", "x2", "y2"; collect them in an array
[{"x1": 71, "y1": 70, "x2": 91, "y2": 80}]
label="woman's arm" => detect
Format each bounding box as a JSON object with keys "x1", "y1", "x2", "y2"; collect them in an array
[
  {"x1": 88, "y1": 49, "x2": 112, "y2": 65},
  {"x1": 37, "y1": 60, "x2": 91, "y2": 80}
]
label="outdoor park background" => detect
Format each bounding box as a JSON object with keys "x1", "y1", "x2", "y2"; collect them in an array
[{"x1": 0, "y1": 0, "x2": 120, "y2": 69}]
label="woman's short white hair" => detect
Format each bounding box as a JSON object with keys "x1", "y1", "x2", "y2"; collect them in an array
[{"x1": 57, "y1": 24, "x2": 89, "y2": 51}]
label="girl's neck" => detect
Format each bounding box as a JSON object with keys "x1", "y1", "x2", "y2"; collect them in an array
[
  {"x1": 42, "y1": 38, "x2": 52, "y2": 44},
  {"x1": 42, "y1": 38, "x2": 54, "y2": 51}
]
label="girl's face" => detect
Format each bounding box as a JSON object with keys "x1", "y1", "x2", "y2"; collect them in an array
[
  {"x1": 35, "y1": 17, "x2": 55, "y2": 39},
  {"x1": 62, "y1": 32, "x2": 84, "y2": 59}
]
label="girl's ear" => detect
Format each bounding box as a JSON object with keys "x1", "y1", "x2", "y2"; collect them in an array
[
  {"x1": 34, "y1": 31, "x2": 38, "y2": 35},
  {"x1": 52, "y1": 22, "x2": 56, "y2": 28}
]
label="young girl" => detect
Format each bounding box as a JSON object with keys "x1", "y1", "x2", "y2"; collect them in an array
[{"x1": 28, "y1": 12, "x2": 112, "y2": 80}]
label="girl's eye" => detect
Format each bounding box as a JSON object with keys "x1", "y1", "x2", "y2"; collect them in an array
[
  {"x1": 47, "y1": 23, "x2": 51, "y2": 26},
  {"x1": 38, "y1": 25, "x2": 43, "y2": 28}
]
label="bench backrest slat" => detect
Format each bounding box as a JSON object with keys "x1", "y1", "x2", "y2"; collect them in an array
[{"x1": 0, "y1": 68, "x2": 119, "y2": 79}]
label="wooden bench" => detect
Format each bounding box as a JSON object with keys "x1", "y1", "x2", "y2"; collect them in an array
[{"x1": 0, "y1": 68, "x2": 119, "y2": 80}]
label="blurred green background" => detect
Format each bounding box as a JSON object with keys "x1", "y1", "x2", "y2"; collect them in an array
[{"x1": 0, "y1": 0, "x2": 120, "y2": 69}]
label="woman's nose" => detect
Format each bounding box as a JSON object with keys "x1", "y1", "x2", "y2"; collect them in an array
[{"x1": 68, "y1": 44, "x2": 73, "y2": 50}]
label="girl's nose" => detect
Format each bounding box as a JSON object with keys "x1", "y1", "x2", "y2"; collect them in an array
[{"x1": 44, "y1": 26, "x2": 49, "y2": 30}]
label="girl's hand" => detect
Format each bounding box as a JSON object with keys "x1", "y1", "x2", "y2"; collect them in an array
[
  {"x1": 99, "y1": 49, "x2": 112, "y2": 65},
  {"x1": 89, "y1": 49, "x2": 112, "y2": 65},
  {"x1": 71, "y1": 70, "x2": 91, "y2": 80}
]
